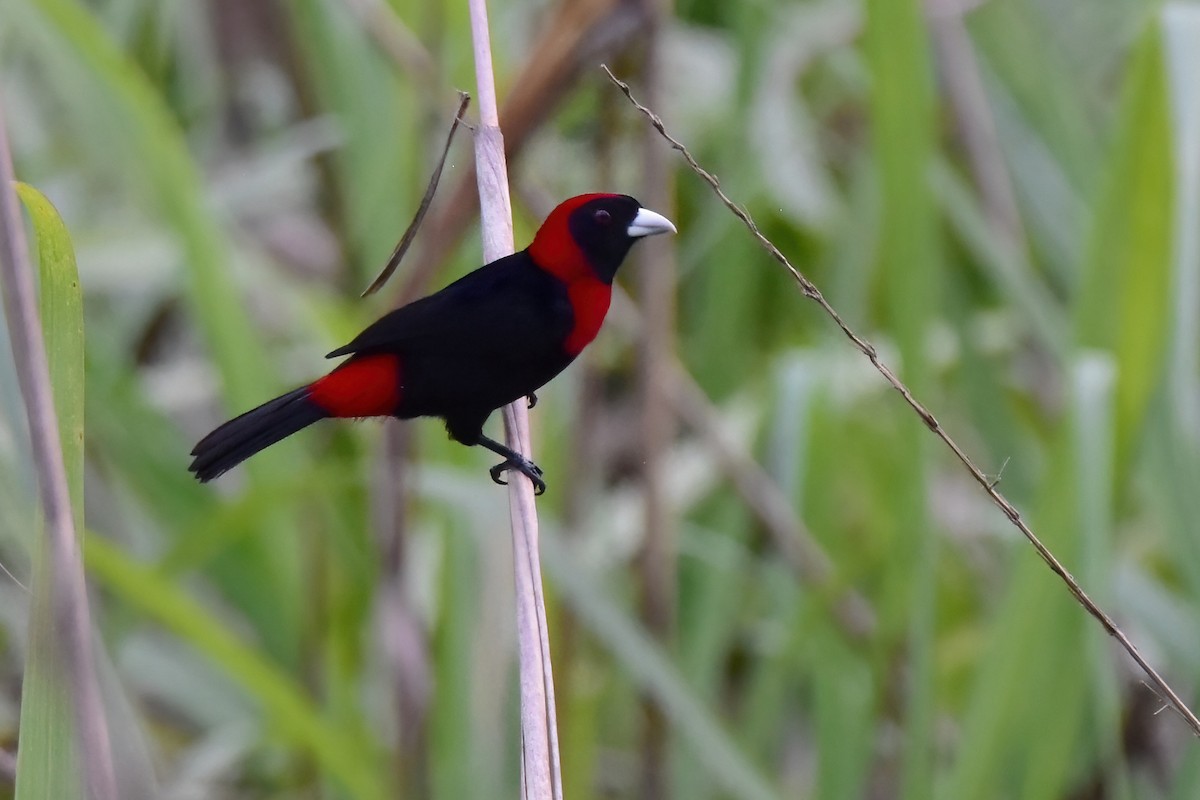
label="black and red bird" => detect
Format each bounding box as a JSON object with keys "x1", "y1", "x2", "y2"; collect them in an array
[{"x1": 188, "y1": 193, "x2": 676, "y2": 494}]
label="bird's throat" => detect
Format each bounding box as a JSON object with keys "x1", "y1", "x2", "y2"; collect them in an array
[{"x1": 563, "y1": 278, "x2": 612, "y2": 356}]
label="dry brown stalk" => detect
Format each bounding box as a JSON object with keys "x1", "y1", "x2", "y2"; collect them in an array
[
  {"x1": 468, "y1": 1, "x2": 563, "y2": 797},
  {"x1": 634, "y1": 17, "x2": 676, "y2": 799}
]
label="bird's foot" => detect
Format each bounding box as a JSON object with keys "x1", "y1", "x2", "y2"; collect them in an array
[
  {"x1": 489, "y1": 455, "x2": 546, "y2": 496},
  {"x1": 526, "y1": 392, "x2": 538, "y2": 409}
]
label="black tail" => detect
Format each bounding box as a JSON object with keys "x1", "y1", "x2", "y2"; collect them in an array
[{"x1": 189, "y1": 387, "x2": 328, "y2": 482}]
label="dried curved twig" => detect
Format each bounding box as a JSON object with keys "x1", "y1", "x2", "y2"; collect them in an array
[{"x1": 361, "y1": 92, "x2": 471, "y2": 297}]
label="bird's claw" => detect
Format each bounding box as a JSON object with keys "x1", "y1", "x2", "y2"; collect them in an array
[
  {"x1": 526, "y1": 392, "x2": 538, "y2": 409},
  {"x1": 489, "y1": 456, "x2": 546, "y2": 496}
]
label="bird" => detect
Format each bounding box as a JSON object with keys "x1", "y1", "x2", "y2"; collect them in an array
[{"x1": 188, "y1": 193, "x2": 676, "y2": 494}]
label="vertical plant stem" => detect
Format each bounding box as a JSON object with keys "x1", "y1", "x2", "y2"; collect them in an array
[
  {"x1": 635, "y1": 11, "x2": 676, "y2": 797},
  {"x1": 466, "y1": 2, "x2": 562, "y2": 797},
  {"x1": 0, "y1": 94, "x2": 116, "y2": 799}
]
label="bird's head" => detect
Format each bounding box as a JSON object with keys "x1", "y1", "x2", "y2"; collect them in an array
[{"x1": 528, "y1": 193, "x2": 676, "y2": 284}]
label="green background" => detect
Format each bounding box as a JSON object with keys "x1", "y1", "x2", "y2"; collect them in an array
[{"x1": 2, "y1": 0, "x2": 1199, "y2": 797}]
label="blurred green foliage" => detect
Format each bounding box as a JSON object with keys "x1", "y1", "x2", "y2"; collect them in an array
[{"x1": 1, "y1": 0, "x2": 1199, "y2": 797}]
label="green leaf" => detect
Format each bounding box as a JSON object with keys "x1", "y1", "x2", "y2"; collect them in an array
[
  {"x1": 18, "y1": 183, "x2": 84, "y2": 526},
  {"x1": 13, "y1": 182, "x2": 84, "y2": 800}
]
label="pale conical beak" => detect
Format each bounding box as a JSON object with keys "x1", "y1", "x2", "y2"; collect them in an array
[{"x1": 627, "y1": 207, "x2": 677, "y2": 238}]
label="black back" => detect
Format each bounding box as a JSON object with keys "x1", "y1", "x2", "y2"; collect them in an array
[{"x1": 327, "y1": 252, "x2": 575, "y2": 441}]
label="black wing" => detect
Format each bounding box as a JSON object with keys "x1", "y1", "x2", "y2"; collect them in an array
[{"x1": 326, "y1": 252, "x2": 572, "y2": 360}]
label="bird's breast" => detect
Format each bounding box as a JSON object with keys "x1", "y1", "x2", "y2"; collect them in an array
[{"x1": 562, "y1": 278, "x2": 612, "y2": 356}]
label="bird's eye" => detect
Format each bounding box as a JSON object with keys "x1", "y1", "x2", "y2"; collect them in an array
[{"x1": 593, "y1": 209, "x2": 612, "y2": 225}]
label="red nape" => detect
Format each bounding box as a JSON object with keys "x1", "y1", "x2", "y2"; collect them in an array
[
  {"x1": 309, "y1": 354, "x2": 403, "y2": 418},
  {"x1": 527, "y1": 192, "x2": 619, "y2": 283}
]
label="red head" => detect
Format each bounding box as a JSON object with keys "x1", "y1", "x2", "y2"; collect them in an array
[{"x1": 527, "y1": 193, "x2": 676, "y2": 284}]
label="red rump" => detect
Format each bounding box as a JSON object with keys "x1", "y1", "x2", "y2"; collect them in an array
[{"x1": 310, "y1": 354, "x2": 403, "y2": 418}]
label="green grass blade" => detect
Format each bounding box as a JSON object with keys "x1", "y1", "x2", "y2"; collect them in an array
[
  {"x1": 13, "y1": 182, "x2": 83, "y2": 800},
  {"x1": 1071, "y1": 357, "x2": 1132, "y2": 799},
  {"x1": 83, "y1": 535, "x2": 390, "y2": 800},
  {"x1": 19, "y1": 183, "x2": 83, "y2": 526},
  {"x1": 812, "y1": 637, "x2": 874, "y2": 800},
  {"x1": 541, "y1": 534, "x2": 780, "y2": 800},
  {"x1": 864, "y1": 0, "x2": 941, "y2": 797},
  {"x1": 429, "y1": 520, "x2": 483, "y2": 800},
  {"x1": 1074, "y1": 22, "x2": 1174, "y2": 465}
]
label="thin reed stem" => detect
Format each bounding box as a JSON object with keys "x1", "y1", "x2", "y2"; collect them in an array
[{"x1": 468, "y1": 2, "x2": 564, "y2": 797}]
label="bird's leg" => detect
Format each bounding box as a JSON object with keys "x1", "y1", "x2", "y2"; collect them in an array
[
  {"x1": 477, "y1": 434, "x2": 546, "y2": 495},
  {"x1": 526, "y1": 392, "x2": 538, "y2": 409}
]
